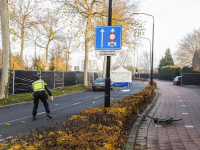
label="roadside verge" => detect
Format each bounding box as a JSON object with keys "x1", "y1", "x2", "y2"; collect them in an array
[{"x1": 0, "y1": 90, "x2": 90, "y2": 110}]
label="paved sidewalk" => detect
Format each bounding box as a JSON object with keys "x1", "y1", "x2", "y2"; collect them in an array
[{"x1": 134, "y1": 80, "x2": 200, "y2": 150}]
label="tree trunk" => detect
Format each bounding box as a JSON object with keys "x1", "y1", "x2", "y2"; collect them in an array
[
  {"x1": 0, "y1": 0, "x2": 11, "y2": 99},
  {"x1": 66, "y1": 50, "x2": 70, "y2": 71},
  {"x1": 45, "y1": 41, "x2": 50, "y2": 71},
  {"x1": 83, "y1": 4, "x2": 94, "y2": 86},
  {"x1": 102, "y1": 56, "x2": 107, "y2": 78},
  {"x1": 20, "y1": 25, "x2": 25, "y2": 70}
]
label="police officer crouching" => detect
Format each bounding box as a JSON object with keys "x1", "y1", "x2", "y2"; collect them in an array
[{"x1": 31, "y1": 77, "x2": 53, "y2": 121}]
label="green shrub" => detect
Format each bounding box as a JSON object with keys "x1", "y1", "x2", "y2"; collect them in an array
[
  {"x1": 192, "y1": 69, "x2": 200, "y2": 73},
  {"x1": 181, "y1": 66, "x2": 200, "y2": 73},
  {"x1": 158, "y1": 66, "x2": 181, "y2": 80},
  {"x1": 182, "y1": 66, "x2": 193, "y2": 73}
]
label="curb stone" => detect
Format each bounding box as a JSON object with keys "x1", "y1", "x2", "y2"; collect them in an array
[
  {"x1": 125, "y1": 89, "x2": 159, "y2": 150},
  {"x1": 0, "y1": 90, "x2": 91, "y2": 110}
]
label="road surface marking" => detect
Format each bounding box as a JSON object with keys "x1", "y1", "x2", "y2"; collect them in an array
[
  {"x1": 0, "y1": 96, "x2": 103, "y2": 125},
  {"x1": 185, "y1": 125, "x2": 194, "y2": 128},
  {"x1": 121, "y1": 89, "x2": 130, "y2": 92}
]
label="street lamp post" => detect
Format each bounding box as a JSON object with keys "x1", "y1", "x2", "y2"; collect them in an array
[
  {"x1": 133, "y1": 13, "x2": 154, "y2": 85},
  {"x1": 133, "y1": 47, "x2": 136, "y2": 79},
  {"x1": 137, "y1": 37, "x2": 151, "y2": 80}
]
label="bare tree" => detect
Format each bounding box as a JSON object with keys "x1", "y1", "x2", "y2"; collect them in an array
[
  {"x1": 61, "y1": 36, "x2": 78, "y2": 71},
  {"x1": 49, "y1": 35, "x2": 78, "y2": 71},
  {"x1": 0, "y1": 0, "x2": 11, "y2": 99},
  {"x1": 49, "y1": 44, "x2": 66, "y2": 71},
  {"x1": 35, "y1": 10, "x2": 68, "y2": 71},
  {"x1": 115, "y1": 51, "x2": 133, "y2": 67},
  {"x1": 175, "y1": 28, "x2": 200, "y2": 67},
  {"x1": 139, "y1": 50, "x2": 150, "y2": 73},
  {"x1": 9, "y1": 0, "x2": 41, "y2": 70}
]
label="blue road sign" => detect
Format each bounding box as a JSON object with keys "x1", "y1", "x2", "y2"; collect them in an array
[{"x1": 95, "y1": 25, "x2": 122, "y2": 50}]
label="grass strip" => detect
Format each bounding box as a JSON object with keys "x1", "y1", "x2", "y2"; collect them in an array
[{"x1": 0, "y1": 85, "x2": 92, "y2": 106}]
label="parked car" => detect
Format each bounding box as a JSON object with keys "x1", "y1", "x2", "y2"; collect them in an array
[
  {"x1": 92, "y1": 78, "x2": 114, "y2": 91},
  {"x1": 173, "y1": 76, "x2": 182, "y2": 85}
]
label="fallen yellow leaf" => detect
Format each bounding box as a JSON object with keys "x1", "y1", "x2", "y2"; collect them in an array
[{"x1": 6, "y1": 123, "x2": 10, "y2": 126}]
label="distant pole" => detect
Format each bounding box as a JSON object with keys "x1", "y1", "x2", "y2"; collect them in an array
[
  {"x1": 104, "y1": 0, "x2": 112, "y2": 107},
  {"x1": 133, "y1": 48, "x2": 136, "y2": 79},
  {"x1": 151, "y1": 17, "x2": 154, "y2": 85}
]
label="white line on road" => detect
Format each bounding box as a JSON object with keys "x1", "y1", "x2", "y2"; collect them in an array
[
  {"x1": 0, "y1": 115, "x2": 33, "y2": 125},
  {"x1": 121, "y1": 89, "x2": 130, "y2": 92},
  {"x1": 0, "y1": 96, "x2": 103, "y2": 125}
]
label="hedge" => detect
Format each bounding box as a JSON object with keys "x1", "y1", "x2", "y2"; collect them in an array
[{"x1": 158, "y1": 66, "x2": 181, "y2": 80}]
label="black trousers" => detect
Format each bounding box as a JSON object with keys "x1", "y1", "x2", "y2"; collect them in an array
[{"x1": 32, "y1": 91, "x2": 50, "y2": 116}]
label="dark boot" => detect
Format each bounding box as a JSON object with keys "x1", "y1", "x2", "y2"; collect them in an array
[
  {"x1": 32, "y1": 115, "x2": 36, "y2": 121},
  {"x1": 46, "y1": 113, "x2": 52, "y2": 119}
]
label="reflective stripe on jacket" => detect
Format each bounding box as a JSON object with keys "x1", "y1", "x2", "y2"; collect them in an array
[{"x1": 32, "y1": 80, "x2": 47, "y2": 92}]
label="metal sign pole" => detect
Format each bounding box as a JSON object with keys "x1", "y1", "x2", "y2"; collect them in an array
[{"x1": 104, "y1": 0, "x2": 112, "y2": 107}]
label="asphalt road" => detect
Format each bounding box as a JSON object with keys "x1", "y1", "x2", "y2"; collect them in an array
[{"x1": 0, "y1": 80, "x2": 147, "y2": 140}]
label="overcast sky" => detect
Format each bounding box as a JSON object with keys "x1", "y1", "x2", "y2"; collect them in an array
[{"x1": 137, "y1": 0, "x2": 200, "y2": 67}]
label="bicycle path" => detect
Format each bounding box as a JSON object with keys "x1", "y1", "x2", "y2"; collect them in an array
[{"x1": 127, "y1": 79, "x2": 200, "y2": 150}]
